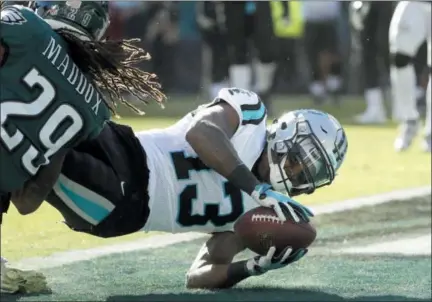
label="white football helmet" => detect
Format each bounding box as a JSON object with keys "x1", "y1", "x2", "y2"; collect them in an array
[{"x1": 266, "y1": 109, "x2": 348, "y2": 196}]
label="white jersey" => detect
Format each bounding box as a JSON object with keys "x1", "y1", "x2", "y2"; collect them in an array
[{"x1": 136, "y1": 88, "x2": 267, "y2": 234}]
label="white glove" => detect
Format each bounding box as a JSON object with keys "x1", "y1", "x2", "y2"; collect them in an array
[
  {"x1": 246, "y1": 246, "x2": 308, "y2": 276},
  {"x1": 251, "y1": 184, "x2": 314, "y2": 223},
  {"x1": 1, "y1": 257, "x2": 50, "y2": 294}
]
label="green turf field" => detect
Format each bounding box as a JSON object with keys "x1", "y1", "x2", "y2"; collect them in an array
[
  {"x1": 5, "y1": 195, "x2": 431, "y2": 302},
  {"x1": 2, "y1": 96, "x2": 431, "y2": 261}
]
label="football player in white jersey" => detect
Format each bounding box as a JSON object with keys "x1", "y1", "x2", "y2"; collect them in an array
[
  {"x1": 389, "y1": 1, "x2": 431, "y2": 152},
  {"x1": 11, "y1": 88, "x2": 348, "y2": 290}
]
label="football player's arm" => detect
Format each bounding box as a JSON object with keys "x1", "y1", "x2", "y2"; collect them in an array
[
  {"x1": 187, "y1": 231, "x2": 303, "y2": 289},
  {"x1": 11, "y1": 150, "x2": 67, "y2": 215},
  {"x1": 186, "y1": 102, "x2": 260, "y2": 195},
  {"x1": 186, "y1": 231, "x2": 249, "y2": 289}
]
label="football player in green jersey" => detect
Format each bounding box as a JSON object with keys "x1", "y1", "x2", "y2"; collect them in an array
[{"x1": 0, "y1": 1, "x2": 165, "y2": 294}]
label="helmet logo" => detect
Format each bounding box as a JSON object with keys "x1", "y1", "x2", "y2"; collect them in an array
[{"x1": 320, "y1": 126, "x2": 328, "y2": 134}]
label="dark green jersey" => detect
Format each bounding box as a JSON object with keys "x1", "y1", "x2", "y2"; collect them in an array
[{"x1": 0, "y1": 5, "x2": 111, "y2": 193}]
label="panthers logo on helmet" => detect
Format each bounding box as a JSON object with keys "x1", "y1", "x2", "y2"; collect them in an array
[{"x1": 1, "y1": 7, "x2": 27, "y2": 25}]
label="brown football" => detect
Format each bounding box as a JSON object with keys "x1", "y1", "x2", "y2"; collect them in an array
[{"x1": 234, "y1": 206, "x2": 317, "y2": 256}]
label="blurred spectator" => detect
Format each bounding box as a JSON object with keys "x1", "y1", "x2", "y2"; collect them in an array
[
  {"x1": 145, "y1": 2, "x2": 179, "y2": 92},
  {"x1": 303, "y1": 1, "x2": 343, "y2": 105},
  {"x1": 196, "y1": 2, "x2": 229, "y2": 99},
  {"x1": 269, "y1": 1, "x2": 304, "y2": 92},
  {"x1": 107, "y1": 2, "x2": 139, "y2": 40},
  {"x1": 415, "y1": 41, "x2": 429, "y2": 110},
  {"x1": 224, "y1": 2, "x2": 278, "y2": 115},
  {"x1": 389, "y1": 1, "x2": 431, "y2": 152},
  {"x1": 351, "y1": 1, "x2": 394, "y2": 124},
  {"x1": 122, "y1": 2, "x2": 179, "y2": 92}
]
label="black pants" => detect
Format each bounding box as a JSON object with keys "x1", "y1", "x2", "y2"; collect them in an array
[
  {"x1": 45, "y1": 122, "x2": 150, "y2": 238},
  {"x1": 224, "y1": 2, "x2": 277, "y2": 64},
  {"x1": 199, "y1": 2, "x2": 229, "y2": 83},
  {"x1": 361, "y1": 2, "x2": 394, "y2": 89},
  {"x1": 304, "y1": 19, "x2": 341, "y2": 81},
  {"x1": 202, "y1": 30, "x2": 229, "y2": 83}
]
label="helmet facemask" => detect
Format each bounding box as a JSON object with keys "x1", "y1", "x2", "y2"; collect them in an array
[{"x1": 267, "y1": 119, "x2": 336, "y2": 196}]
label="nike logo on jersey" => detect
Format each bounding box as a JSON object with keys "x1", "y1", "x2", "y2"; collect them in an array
[{"x1": 1, "y1": 7, "x2": 27, "y2": 25}]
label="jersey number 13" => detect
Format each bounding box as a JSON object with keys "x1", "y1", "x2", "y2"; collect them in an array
[{"x1": 171, "y1": 151, "x2": 244, "y2": 227}]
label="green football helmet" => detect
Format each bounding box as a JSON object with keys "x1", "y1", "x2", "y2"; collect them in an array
[{"x1": 35, "y1": 1, "x2": 110, "y2": 41}]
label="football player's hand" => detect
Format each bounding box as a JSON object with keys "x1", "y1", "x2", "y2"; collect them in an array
[
  {"x1": 246, "y1": 246, "x2": 308, "y2": 275},
  {"x1": 251, "y1": 184, "x2": 314, "y2": 223}
]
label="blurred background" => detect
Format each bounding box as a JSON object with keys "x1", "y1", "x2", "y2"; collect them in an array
[
  {"x1": 9, "y1": 1, "x2": 429, "y2": 118},
  {"x1": 103, "y1": 1, "x2": 428, "y2": 113}
]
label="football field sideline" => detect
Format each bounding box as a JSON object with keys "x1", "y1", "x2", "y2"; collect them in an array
[
  {"x1": 5, "y1": 186, "x2": 431, "y2": 302},
  {"x1": 14, "y1": 186, "x2": 431, "y2": 271},
  {"x1": 338, "y1": 233, "x2": 431, "y2": 256}
]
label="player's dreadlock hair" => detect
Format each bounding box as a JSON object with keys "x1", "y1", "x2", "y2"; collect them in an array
[{"x1": 56, "y1": 29, "x2": 166, "y2": 115}]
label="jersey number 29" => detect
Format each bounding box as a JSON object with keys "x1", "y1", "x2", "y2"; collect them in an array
[
  {"x1": 1, "y1": 68, "x2": 84, "y2": 175},
  {"x1": 171, "y1": 151, "x2": 244, "y2": 227}
]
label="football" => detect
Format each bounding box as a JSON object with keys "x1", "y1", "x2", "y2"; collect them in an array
[{"x1": 234, "y1": 206, "x2": 317, "y2": 256}]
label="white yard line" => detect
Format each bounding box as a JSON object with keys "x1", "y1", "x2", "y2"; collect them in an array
[
  {"x1": 13, "y1": 186, "x2": 431, "y2": 270},
  {"x1": 14, "y1": 232, "x2": 206, "y2": 270},
  {"x1": 311, "y1": 186, "x2": 431, "y2": 215},
  {"x1": 338, "y1": 234, "x2": 432, "y2": 256}
]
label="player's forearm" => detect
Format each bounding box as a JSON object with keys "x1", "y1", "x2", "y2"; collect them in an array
[
  {"x1": 11, "y1": 150, "x2": 66, "y2": 215},
  {"x1": 11, "y1": 182, "x2": 45, "y2": 215},
  {"x1": 186, "y1": 121, "x2": 260, "y2": 194},
  {"x1": 186, "y1": 261, "x2": 252, "y2": 289}
]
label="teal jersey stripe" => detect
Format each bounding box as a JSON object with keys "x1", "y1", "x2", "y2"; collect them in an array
[
  {"x1": 58, "y1": 181, "x2": 110, "y2": 224},
  {"x1": 242, "y1": 101, "x2": 266, "y2": 122}
]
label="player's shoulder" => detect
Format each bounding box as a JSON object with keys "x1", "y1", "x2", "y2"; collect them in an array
[
  {"x1": 217, "y1": 87, "x2": 267, "y2": 126},
  {"x1": 1, "y1": 5, "x2": 48, "y2": 42},
  {"x1": 1, "y1": 5, "x2": 35, "y2": 26},
  {"x1": 217, "y1": 87, "x2": 262, "y2": 107}
]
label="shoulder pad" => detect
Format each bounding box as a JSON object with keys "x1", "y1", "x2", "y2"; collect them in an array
[
  {"x1": 1, "y1": 5, "x2": 32, "y2": 25},
  {"x1": 217, "y1": 88, "x2": 267, "y2": 126},
  {"x1": 1, "y1": 5, "x2": 46, "y2": 45}
]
